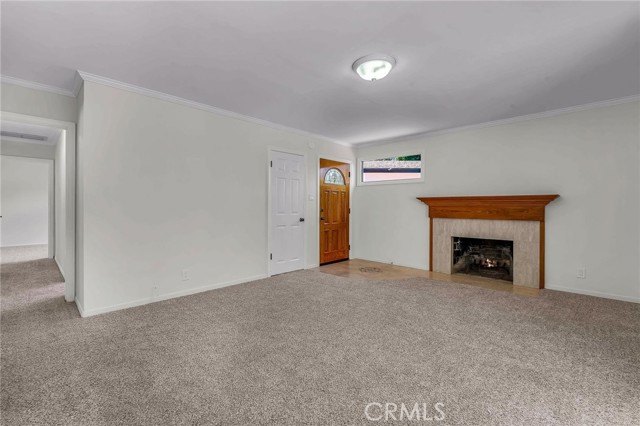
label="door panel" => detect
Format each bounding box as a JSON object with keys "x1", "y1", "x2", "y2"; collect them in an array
[
  {"x1": 271, "y1": 151, "x2": 305, "y2": 275},
  {"x1": 319, "y1": 159, "x2": 350, "y2": 265}
]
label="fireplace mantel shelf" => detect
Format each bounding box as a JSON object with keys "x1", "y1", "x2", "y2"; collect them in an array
[{"x1": 417, "y1": 194, "x2": 559, "y2": 222}]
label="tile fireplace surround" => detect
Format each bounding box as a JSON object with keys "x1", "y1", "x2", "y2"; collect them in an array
[{"x1": 417, "y1": 195, "x2": 559, "y2": 289}]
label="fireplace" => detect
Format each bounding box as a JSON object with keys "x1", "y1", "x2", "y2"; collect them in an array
[
  {"x1": 417, "y1": 195, "x2": 559, "y2": 289},
  {"x1": 452, "y1": 237, "x2": 513, "y2": 282}
]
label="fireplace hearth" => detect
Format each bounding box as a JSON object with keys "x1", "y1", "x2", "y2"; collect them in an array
[{"x1": 452, "y1": 237, "x2": 513, "y2": 282}]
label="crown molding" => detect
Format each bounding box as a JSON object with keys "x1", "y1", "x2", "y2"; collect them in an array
[
  {"x1": 76, "y1": 71, "x2": 351, "y2": 147},
  {"x1": 1, "y1": 75, "x2": 76, "y2": 97},
  {"x1": 3, "y1": 72, "x2": 637, "y2": 150},
  {"x1": 354, "y1": 94, "x2": 640, "y2": 149}
]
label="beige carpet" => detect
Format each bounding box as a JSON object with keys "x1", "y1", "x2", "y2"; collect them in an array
[{"x1": 1, "y1": 255, "x2": 639, "y2": 425}]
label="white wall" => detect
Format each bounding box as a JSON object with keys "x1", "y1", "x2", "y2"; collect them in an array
[
  {"x1": 1, "y1": 82, "x2": 77, "y2": 123},
  {"x1": 353, "y1": 101, "x2": 640, "y2": 302},
  {"x1": 76, "y1": 81, "x2": 353, "y2": 315},
  {"x1": 0, "y1": 137, "x2": 56, "y2": 258},
  {"x1": 1, "y1": 155, "x2": 52, "y2": 248}
]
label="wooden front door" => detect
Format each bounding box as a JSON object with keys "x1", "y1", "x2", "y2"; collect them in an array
[{"x1": 319, "y1": 159, "x2": 350, "y2": 264}]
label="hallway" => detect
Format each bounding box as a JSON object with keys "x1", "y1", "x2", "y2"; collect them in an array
[
  {"x1": 1, "y1": 244, "x2": 75, "y2": 316},
  {"x1": 1, "y1": 244, "x2": 49, "y2": 264}
]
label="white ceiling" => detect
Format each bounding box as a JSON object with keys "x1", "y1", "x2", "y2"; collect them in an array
[
  {"x1": 1, "y1": 120, "x2": 62, "y2": 146},
  {"x1": 1, "y1": 1, "x2": 638, "y2": 145}
]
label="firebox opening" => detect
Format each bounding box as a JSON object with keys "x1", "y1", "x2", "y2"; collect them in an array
[{"x1": 452, "y1": 237, "x2": 514, "y2": 282}]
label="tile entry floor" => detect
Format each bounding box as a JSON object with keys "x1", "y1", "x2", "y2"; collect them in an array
[{"x1": 317, "y1": 258, "x2": 540, "y2": 297}]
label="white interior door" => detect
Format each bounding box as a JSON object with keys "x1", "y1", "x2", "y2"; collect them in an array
[{"x1": 270, "y1": 151, "x2": 305, "y2": 275}]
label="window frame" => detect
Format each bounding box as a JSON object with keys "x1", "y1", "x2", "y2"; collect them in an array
[
  {"x1": 356, "y1": 150, "x2": 425, "y2": 186},
  {"x1": 323, "y1": 167, "x2": 346, "y2": 185}
]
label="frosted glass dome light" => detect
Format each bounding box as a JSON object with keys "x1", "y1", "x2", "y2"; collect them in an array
[{"x1": 352, "y1": 54, "x2": 396, "y2": 81}]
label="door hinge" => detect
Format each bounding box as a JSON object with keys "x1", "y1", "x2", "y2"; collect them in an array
[
  {"x1": 349, "y1": 208, "x2": 351, "y2": 214},
  {"x1": 349, "y1": 245, "x2": 351, "y2": 250},
  {"x1": 270, "y1": 161, "x2": 272, "y2": 167},
  {"x1": 348, "y1": 171, "x2": 351, "y2": 177},
  {"x1": 270, "y1": 253, "x2": 272, "y2": 260}
]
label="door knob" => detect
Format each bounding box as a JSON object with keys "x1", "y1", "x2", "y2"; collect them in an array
[
  {"x1": 299, "y1": 218, "x2": 305, "y2": 222},
  {"x1": 320, "y1": 217, "x2": 326, "y2": 220}
]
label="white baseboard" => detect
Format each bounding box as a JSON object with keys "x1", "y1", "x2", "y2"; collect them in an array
[
  {"x1": 55, "y1": 258, "x2": 75, "y2": 303},
  {"x1": 545, "y1": 284, "x2": 640, "y2": 303},
  {"x1": 77, "y1": 274, "x2": 268, "y2": 317},
  {"x1": 305, "y1": 264, "x2": 319, "y2": 269},
  {"x1": 390, "y1": 261, "x2": 428, "y2": 271},
  {"x1": 74, "y1": 297, "x2": 86, "y2": 317},
  {"x1": 0, "y1": 243, "x2": 48, "y2": 248},
  {"x1": 54, "y1": 257, "x2": 66, "y2": 280},
  {"x1": 353, "y1": 256, "x2": 428, "y2": 271}
]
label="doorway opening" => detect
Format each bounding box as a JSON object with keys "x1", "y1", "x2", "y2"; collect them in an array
[
  {"x1": 0, "y1": 114, "x2": 76, "y2": 302},
  {"x1": 319, "y1": 159, "x2": 350, "y2": 265}
]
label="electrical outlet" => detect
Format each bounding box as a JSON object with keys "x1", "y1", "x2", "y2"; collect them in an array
[
  {"x1": 151, "y1": 285, "x2": 159, "y2": 299},
  {"x1": 577, "y1": 268, "x2": 586, "y2": 279},
  {"x1": 181, "y1": 269, "x2": 190, "y2": 281}
]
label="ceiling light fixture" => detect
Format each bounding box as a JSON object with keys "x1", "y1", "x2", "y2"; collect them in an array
[{"x1": 352, "y1": 54, "x2": 396, "y2": 81}]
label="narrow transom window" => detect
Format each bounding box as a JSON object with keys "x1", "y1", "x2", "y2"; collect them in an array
[
  {"x1": 360, "y1": 154, "x2": 422, "y2": 184},
  {"x1": 324, "y1": 168, "x2": 345, "y2": 185}
]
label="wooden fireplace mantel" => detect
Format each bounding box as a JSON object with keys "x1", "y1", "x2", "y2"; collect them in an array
[
  {"x1": 417, "y1": 194, "x2": 559, "y2": 221},
  {"x1": 417, "y1": 195, "x2": 559, "y2": 288}
]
